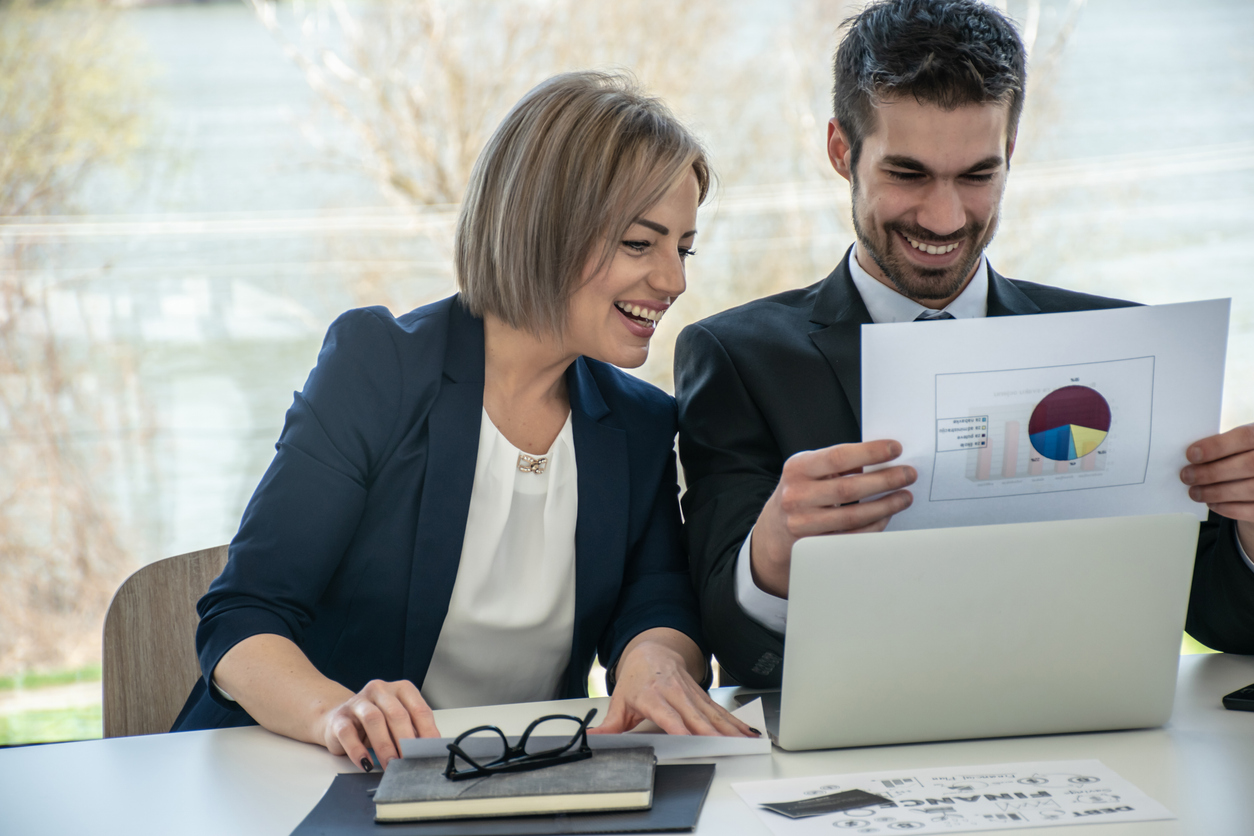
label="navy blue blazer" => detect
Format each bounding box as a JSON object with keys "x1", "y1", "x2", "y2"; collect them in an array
[{"x1": 173, "y1": 296, "x2": 706, "y2": 731}]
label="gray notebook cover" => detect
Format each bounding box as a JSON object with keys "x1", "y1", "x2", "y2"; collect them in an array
[
  {"x1": 289, "y1": 763, "x2": 716, "y2": 835},
  {"x1": 375, "y1": 748, "x2": 655, "y2": 810}
]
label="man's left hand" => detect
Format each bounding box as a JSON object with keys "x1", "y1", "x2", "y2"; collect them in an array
[
  {"x1": 1181, "y1": 424, "x2": 1254, "y2": 553},
  {"x1": 590, "y1": 629, "x2": 757, "y2": 737}
]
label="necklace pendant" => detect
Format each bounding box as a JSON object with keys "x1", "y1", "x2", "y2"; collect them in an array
[{"x1": 517, "y1": 453, "x2": 548, "y2": 474}]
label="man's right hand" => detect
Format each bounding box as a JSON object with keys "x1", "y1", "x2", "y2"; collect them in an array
[{"x1": 750, "y1": 439, "x2": 916, "y2": 598}]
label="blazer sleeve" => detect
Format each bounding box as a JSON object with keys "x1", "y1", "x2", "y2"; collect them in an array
[
  {"x1": 674, "y1": 322, "x2": 788, "y2": 688},
  {"x1": 597, "y1": 446, "x2": 712, "y2": 689},
  {"x1": 1187, "y1": 512, "x2": 1254, "y2": 653},
  {"x1": 194, "y1": 308, "x2": 405, "y2": 707}
]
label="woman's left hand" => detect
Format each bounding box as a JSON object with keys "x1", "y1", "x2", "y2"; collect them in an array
[{"x1": 589, "y1": 628, "x2": 759, "y2": 737}]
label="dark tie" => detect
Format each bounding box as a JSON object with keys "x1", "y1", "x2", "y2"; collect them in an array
[{"x1": 914, "y1": 310, "x2": 955, "y2": 321}]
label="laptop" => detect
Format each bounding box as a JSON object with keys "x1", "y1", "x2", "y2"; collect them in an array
[{"x1": 745, "y1": 513, "x2": 1199, "y2": 751}]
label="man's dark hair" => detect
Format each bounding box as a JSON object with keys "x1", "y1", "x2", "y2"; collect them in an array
[{"x1": 833, "y1": 0, "x2": 1027, "y2": 167}]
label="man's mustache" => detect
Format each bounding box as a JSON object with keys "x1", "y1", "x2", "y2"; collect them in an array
[{"x1": 884, "y1": 221, "x2": 983, "y2": 245}]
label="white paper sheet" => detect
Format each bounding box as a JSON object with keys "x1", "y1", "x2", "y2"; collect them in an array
[
  {"x1": 733, "y1": 760, "x2": 1173, "y2": 835},
  {"x1": 861, "y1": 299, "x2": 1229, "y2": 530},
  {"x1": 399, "y1": 696, "x2": 771, "y2": 761}
]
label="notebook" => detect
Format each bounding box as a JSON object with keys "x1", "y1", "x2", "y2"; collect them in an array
[{"x1": 373, "y1": 748, "x2": 654, "y2": 821}]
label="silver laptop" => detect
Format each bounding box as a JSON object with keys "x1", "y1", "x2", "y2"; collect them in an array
[{"x1": 754, "y1": 513, "x2": 1198, "y2": 751}]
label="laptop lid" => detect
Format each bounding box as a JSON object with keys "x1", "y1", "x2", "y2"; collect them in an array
[{"x1": 774, "y1": 513, "x2": 1199, "y2": 751}]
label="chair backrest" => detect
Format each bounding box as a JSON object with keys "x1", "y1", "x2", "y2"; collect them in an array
[{"x1": 102, "y1": 545, "x2": 229, "y2": 738}]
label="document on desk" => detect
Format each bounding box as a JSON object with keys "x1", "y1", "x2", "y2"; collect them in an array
[
  {"x1": 862, "y1": 299, "x2": 1228, "y2": 530},
  {"x1": 400, "y1": 697, "x2": 771, "y2": 761},
  {"x1": 732, "y1": 759, "x2": 1173, "y2": 835}
]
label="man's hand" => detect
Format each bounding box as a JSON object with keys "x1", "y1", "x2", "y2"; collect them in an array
[
  {"x1": 751, "y1": 439, "x2": 916, "y2": 598},
  {"x1": 1181, "y1": 424, "x2": 1254, "y2": 554},
  {"x1": 591, "y1": 628, "x2": 756, "y2": 737},
  {"x1": 314, "y1": 679, "x2": 441, "y2": 771}
]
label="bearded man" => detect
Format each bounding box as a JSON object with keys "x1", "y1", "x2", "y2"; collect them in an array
[{"x1": 675, "y1": 0, "x2": 1254, "y2": 687}]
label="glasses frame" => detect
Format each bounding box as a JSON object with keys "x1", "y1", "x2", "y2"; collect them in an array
[{"x1": 443, "y1": 708, "x2": 598, "y2": 782}]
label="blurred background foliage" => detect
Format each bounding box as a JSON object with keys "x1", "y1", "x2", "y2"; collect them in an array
[{"x1": 1, "y1": 0, "x2": 153, "y2": 691}]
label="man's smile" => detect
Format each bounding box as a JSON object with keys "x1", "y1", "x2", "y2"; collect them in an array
[{"x1": 902, "y1": 233, "x2": 960, "y2": 255}]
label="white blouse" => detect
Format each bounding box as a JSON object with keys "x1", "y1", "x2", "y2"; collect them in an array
[{"x1": 420, "y1": 408, "x2": 578, "y2": 709}]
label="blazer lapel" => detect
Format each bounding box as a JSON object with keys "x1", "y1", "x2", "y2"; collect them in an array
[
  {"x1": 404, "y1": 301, "x2": 484, "y2": 685},
  {"x1": 805, "y1": 255, "x2": 1038, "y2": 433},
  {"x1": 986, "y1": 266, "x2": 1042, "y2": 317},
  {"x1": 808, "y1": 249, "x2": 874, "y2": 433},
  {"x1": 566, "y1": 358, "x2": 628, "y2": 695}
]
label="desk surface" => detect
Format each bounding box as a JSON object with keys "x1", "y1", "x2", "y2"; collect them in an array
[{"x1": 2, "y1": 653, "x2": 1251, "y2": 835}]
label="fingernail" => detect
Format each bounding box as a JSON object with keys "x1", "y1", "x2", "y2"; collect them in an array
[
  {"x1": 1188, "y1": 446, "x2": 1203, "y2": 463},
  {"x1": 360, "y1": 757, "x2": 374, "y2": 773},
  {"x1": 749, "y1": 727, "x2": 762, "y2": 736},
  {"x1": 1181, "y1": 467, "x2": 1194, "y2": 484},
  {"x1": 890, "y1": 442, "x2": 902, "y2": 457}
]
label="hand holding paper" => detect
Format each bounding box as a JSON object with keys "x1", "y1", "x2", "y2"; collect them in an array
[
  {"x1": 749, "y1": 440, "x2": 916, "y2": 597},
  {"x1": 1182, "y1": 424, "x2": 1254, "y2": 553}
]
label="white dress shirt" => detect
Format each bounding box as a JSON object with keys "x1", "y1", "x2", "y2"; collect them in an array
[{"x1": 422, "y1": 408, "x2": 578, "y2": 708}]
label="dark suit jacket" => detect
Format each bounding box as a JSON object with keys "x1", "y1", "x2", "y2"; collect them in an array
[
  {"x1": 675, "y1": 249, "x2": 1254, "y2": 688},
  {"x1": 173, "y1": 295, "x2": 705, "y2": 731}
]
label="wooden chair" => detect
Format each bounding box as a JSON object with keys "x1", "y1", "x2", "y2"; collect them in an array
[{"x1": 102, "y1": 545, "x2": 228, "y2": 737}]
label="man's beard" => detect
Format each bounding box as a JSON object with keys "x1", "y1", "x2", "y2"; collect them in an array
[{"x1": 850, "y1": 184, "x2": 1000, "y2": 302}]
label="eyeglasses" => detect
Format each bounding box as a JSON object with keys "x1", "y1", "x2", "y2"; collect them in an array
[{"x1": 443, "y1": 708, "x2": 597, "y2": 781}]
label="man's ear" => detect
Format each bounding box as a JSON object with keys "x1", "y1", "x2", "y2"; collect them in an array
[
  {"x1": 1006, "y1": 131, "x2": 1017, "y2": 168},
  {"x1": 827, "y1": 118, "x2": 854, "y2": 183}
]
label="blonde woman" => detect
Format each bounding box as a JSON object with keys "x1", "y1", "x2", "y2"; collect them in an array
[{"x1": 172, "y1": 72, "x2": 755, "y2": 770}]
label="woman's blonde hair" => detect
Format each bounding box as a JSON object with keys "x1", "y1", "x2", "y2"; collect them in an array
[{"x1": 455, "y1": 71, "x2": 711, "y2": 336}]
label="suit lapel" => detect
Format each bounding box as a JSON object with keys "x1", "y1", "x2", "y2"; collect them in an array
[
  {"x1": 567, "y1": 358, "x2": 628, "y2": 695},
  {"x1": 808, "y1": 249, "x2": 873, "y2": 433},
  {"x1": 404, "y1": 301, "x2": 484, "y2": 685},
  {"x1": 805, "y1": 256, "x2": 1039, "y2": 434},
  {"x1": 986, "y1": 266, "x2": 1042, "y2": 317}
]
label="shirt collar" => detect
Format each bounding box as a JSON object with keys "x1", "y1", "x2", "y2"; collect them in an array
[{"x1": 847, "y1": 244, "x2": 989, "y2": 323}]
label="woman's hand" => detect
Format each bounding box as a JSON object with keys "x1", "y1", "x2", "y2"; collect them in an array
[
  {"x1": 313, "y1": 679, "x2": 441, "y2": 771},
  {"x1": 590, "y1": 628, "x2": 758, "y2": 737},
  {"x1": 214, "y1": 636, "x2": 440, "y2": 772}
]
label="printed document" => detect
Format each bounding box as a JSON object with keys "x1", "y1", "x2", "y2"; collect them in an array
[
  {"x1": 733, "y1": 760, "x2": 1172, "y2": 835},
  {"x1": 862, "y1": 299, "x2": 1228, "y2": 530},
  {"x1": 401, "y1": 696, "x2": 771, "y2": 761}
]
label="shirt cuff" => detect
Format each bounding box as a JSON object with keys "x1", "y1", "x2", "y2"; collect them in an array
[
  {"x1": 211, "y1": 673, "x2": 235, "y2": 703},
  {"x1": 734, "y1": 526, "x2": 789, "y2": 634},
  {"x1": 1235, "y1": 524, "x2": 1254, "y2": 574}
]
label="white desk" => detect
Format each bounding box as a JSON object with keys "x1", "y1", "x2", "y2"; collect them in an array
[{"x1": 2, "y1": 653, "x2": 1251, "y2": 835}]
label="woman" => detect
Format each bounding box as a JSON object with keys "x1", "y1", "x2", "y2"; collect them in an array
[{"x1": 171, "y1": 71, "x2": 754, "y2": 769}]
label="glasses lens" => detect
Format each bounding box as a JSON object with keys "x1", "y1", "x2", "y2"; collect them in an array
[
  {"x1": 454, "y1": 728, "x2": 508, "y2": 765},
  {"x1": 521, "y1": 716, "x2": 584, "y2": 757}
]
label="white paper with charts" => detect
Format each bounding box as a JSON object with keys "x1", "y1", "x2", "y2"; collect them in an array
[
  {"x1": 861, "y1": 299, "x2": 1228, "y2": 530},
  {"x1": 732, "y1": 760, "x2": 1173, "y2": 835}
]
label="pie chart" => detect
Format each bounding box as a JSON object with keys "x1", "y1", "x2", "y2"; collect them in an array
[{"x1": 1028, "y1": 385, "x2": 1111, "y2": 461}]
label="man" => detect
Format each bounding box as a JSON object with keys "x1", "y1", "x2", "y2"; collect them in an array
[{"x1": 675, "y1": 0, "x2": 1254, "y2": 688}]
